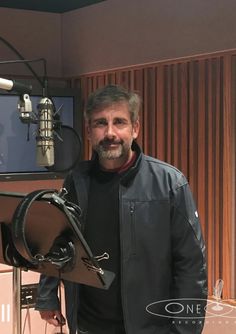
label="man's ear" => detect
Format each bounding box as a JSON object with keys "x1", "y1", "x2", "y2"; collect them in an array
[{"x1": 132, "y1": 119, "x2": 140, "y2": 139}]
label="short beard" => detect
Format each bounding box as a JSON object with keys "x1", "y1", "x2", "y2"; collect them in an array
[
  {"x1": 94, "y1": 138, "x2": 131, "y2": 160},
  {"x1": 95, "y1": 143, "x2": 124, "y2": 160}
]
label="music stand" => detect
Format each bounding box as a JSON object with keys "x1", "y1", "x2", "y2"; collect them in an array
[
  {"x1": 0, "y1": 190, "x2": 115, "y2": 289},
  {"x1": 0, "y1": 192, "x2": 114, "y2": 289}
]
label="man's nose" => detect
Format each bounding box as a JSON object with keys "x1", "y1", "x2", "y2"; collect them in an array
[{"x1": 105, "y1": 123, "x2": 116, "y2": 138}]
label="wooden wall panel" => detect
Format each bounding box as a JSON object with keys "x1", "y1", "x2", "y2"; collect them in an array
[
  {"x1": 222, "y1": 55, "x2": 233, "y2": 297},
  {"x1": 232, "y1": 56, "x2": 236, "y2": 298},
  {"x1": 72, "y1": 51, "x2": 236, "y2": 299}
]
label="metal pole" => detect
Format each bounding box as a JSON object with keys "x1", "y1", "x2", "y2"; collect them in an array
[{"x1": 12, "y1": 267, "x2": 21, "y2": 334}]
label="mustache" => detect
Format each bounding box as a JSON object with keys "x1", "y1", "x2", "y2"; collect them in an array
[{"x1": 99, "y1": 138, "x2": 123, "y2": 146}]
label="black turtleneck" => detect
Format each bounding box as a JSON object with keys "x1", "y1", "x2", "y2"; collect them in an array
[{"x1": 78, "y1": 164, "x2": 123, "y2": 330}]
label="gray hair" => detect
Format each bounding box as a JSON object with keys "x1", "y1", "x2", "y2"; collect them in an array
[{"x1": 84, "y1": 85, "x2": 141, "y2": 124}]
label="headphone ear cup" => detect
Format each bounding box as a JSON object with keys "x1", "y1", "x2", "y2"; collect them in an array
[
  {"x1": 0, "y1": 223, "x2": 32, "y2": 268},
  {"x1": 45, "y1": 233, "x2": 76, "y2": 272},
  {"x1": 11, "y1": 189, "x2": 56, "y2": 265}
]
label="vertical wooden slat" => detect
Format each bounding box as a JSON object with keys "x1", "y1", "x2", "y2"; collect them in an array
[
  {"x1": 133, "y1": 69, "x2": 144, "y2": 149},
  {"x1": 150, "y1": 68, "x2": 157, "y2": 157},
  {"x1": 213, "y1": 58, "x2": 221, "y2": 286},
  {"x1": 179, "y1": 63, "x2": 188, "y2": 177},
  {"x1": 188, "y1": 60, "x2": 198, "y2": 196},
  {"x1": 165, "y1": 65, "x2": 172, "y2": 164},
  {"x1": 197, "y1": 59, "x2": 206, "y2": 261},
  {"x1": 143, "y1": 67, "x2": 157, "y2": 156},
  {"x1": 145, "y1": 67, "x2": 156, "y2": 157},
  {"x1": 231, "y1": 56, "x2": 236, "y2": 298},
  {"x1": 205, "y1": 58, "x2": 214, "y2": 292},
  {"x1": 222, "y1": 55, "x2": 233, "y2": 298},
  {"x1": 143, "y1": 68, "x2": 149, "y2": 155},
  {"x1": 172, "y1": 63, "x2": 179, "y2": 168},
  {"x1": 155, "y1": 65, "x2": 165, "y2": 161},
  {"x1": 97, "y1": 75, "x2": 106, "y2": 87}
]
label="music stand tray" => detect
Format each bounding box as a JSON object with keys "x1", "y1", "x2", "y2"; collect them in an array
[{"x1": 0, "y1": 191, "x2": 115, "y2": 290}]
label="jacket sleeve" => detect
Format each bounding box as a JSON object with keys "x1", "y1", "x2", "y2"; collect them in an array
[
  {"x1": 35, "y1": 274, "x2": 60, "y2": 311},
  {"x1": 169, "y1": 176, "x2": 208, "y2": 333}
]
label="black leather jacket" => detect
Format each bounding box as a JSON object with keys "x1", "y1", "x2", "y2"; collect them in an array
[{"x1": 36, "y1": 142, "x2": 207, "y2": 334}]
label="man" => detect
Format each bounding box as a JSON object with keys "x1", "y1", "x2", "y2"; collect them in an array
[{"x1": 35, "y1": 84, "x2": 207, "y2": 334}]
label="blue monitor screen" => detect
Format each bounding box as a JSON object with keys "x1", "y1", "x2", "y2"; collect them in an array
[{"x1": 0, "y1": 92, "x2": 78, "y2": 179}]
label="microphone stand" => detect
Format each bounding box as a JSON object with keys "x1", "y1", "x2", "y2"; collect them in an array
[{"x1": 12, "y1": 268, "x2": 22, "y2": 334}]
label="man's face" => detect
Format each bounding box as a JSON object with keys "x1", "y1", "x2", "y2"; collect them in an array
[{"x1": 86, "y1": 102, "x2": 139, "y2": 169}]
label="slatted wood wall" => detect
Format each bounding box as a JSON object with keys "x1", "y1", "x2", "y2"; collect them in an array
[{"x1": 70, "y1": 51, "x2": 236, "y2": 299}]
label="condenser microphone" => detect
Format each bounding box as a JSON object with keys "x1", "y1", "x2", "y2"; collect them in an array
[
  {"x1": 0, "y1": 77, "x2": 32, "y2": 94},
  {"x1": 36, "y1": 97, "x2": 55, "y2": 166}
]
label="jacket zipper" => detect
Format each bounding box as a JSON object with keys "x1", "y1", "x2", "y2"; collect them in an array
[
  {"x1": 119, "y1": 188, "x2": 129, "y2": 334},
  {"x1": 120, "y1": 201, "x2": 136, "y2": 334},
  {"x1": 130, "y1": 202, "x2": 136, "y2": 256}
]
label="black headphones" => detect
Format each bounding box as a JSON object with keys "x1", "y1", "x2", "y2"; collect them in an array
[{"x1": 9, "y1": 189, "x2": 82, "y2": 271}]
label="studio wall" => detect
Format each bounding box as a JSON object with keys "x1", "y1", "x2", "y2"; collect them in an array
[
  {"x1": 61, "y1": 0, "x2": 236, "y2": 76},
  {"x1": 0, "y1": 8, "x2": 62, "y2": 77},
  {"x1": 1, "y1": 1, "x2": 236, "y2": 79}
]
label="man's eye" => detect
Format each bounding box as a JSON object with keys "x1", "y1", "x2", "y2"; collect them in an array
[
  {"x1": 93, "y1": 120, "x2": 107, "y2": 127},
  {"x1": 114, "y1": 119, "x2": 127, "y2": 125}
]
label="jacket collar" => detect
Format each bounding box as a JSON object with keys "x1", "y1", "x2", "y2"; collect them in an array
[
  {"x1": 88, "y1": 141, "x2": 142, "y2": 186},
  {"x1": 119, "y1": 141, "x2": 142, "y2": 186}
]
